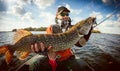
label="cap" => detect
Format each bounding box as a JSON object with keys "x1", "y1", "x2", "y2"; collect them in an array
[{"x1": 57, "y1": 6, "x2": 70, "y2": 13}]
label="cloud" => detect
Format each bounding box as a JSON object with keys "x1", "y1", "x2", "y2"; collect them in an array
[
  {"x1": 7, "y1": 1, "x2": 35, "y2": 22},
  {"x1": 96, "y1": 19, "x2": 120, "y2": 34},
  {"x1": 6, "y1": 0, "x2": 34, "y2": 17},
  {"x1": 105, "y1": 13, "x2": 116, "y2": 21},
  {"x1": 33, "y1": 0, "x2": 55, "y2": 9},
  {"x1": 3, "y1": 0, "x2": 56, "y2": 10},
  {"x1": 116, "y1": 15, "x2": 120, "y2": 27},
  {"x1": 72, "y1": 17, "x2": 83, "y2": 25},
  {"x1": 89, "y1": 11, "x2": 103, "y2": 20},
  {"x1": 0, "y1": 11, "x2": 37, "y2": 31},
  {"x1": 95, "y1": 13, "x2": 120, "y2": 34},
  {"x1": 0, "y1": 0, "x2": 50, "y2": 31},
  {"x1": 98, "y1": 27, "x2": 120, "y2": 34},
  {"x1": 102, "y1": 0, "x2": 119, "y2": 5},
  {"x1": 15, "y1": 0, "x2": 31, "y2": 6},
  {"x1": 58, "y1": 3, "x2": 82, "y2": 15},
  {"x1": 8, "y1": 5, "x2": 25, "y2": 16},
  {"x1": 65, "y1": 4, "x2": 82, "y2": 15},
  {"x1": 95, "y1": 13, "x2": 120, "y2": 28},
  {"x1": 0, "y1": 11, "x2": 6, "y2": 19},
  {"x1": 102, "y1": 0, "x2": 114, "y2": 5},
  {"x1": 22, "y1": 12, "x2": 34, "y2": 21},
  {"x1": 6, "y1": 0, "x2": 31, "y2": 6},
  {"x1": 66, "y1": 4, "x2": 82, "y2": 15},
  {"x1": 117, "y1": 14, "x2": 120, "y2": 22},
  {"x1": 101, "y1": 20, "x2": 119, "y2": 27},
  {"x1": 0, "y1": 12, "x2": 21, "y2": 31},
  {"x1": 39, "y1": 11, "x2": 55, "y2": 26},
  {"x1": 21, "y1": 12, "x2": 36, "y2": 25}
]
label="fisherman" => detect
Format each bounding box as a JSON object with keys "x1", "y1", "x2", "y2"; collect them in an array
[{"x1": 19, "y1": 6, "x2": 93, "y2": 71}]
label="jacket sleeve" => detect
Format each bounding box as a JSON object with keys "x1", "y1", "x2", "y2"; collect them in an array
[
  {"x1": 46, "y1": 25, "x2": 53, "y2": 34},
  {"x1": 46, "y1": 24, "x2": 63, "y2": 34}
]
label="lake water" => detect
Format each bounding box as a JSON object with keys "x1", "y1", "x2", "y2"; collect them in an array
[
  {"x1": 0, "y1": 31, "x2": 120, "y2": 47},
  {"x1": 0, "y1": 31, "x2": 46, "y2": 46},
  {"x1": 0, "y1": 31, "x2": 120, "y2": 71}
]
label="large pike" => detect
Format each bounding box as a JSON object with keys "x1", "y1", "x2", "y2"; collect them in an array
[{"x1": 0, "y1": 17, "x2": 96, "y2": 65}]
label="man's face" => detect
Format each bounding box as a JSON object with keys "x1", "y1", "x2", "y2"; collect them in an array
[{"x1": 57, "y1": 11, "x2": 70, "y2": 21}]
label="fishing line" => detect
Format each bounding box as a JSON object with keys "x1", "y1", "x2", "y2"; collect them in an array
[{"x1": 93, "y1": 5, "x2": 120, "y2": 28}]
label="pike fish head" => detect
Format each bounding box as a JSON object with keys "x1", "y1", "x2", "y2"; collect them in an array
[{"x1": 78, "y1": 17, "x2": 96, "y2": 35}]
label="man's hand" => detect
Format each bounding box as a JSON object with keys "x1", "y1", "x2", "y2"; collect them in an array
[
  {"x1": 31, "y1": 42, "x2": 52, "y2": 53},
  {"x1": 31, "y1": 43, "x2": 57, "y2": 60}
]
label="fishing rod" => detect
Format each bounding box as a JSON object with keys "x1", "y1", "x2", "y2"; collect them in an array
[{"x1": 93, "y1": 7, "x2": 120, "y2": 28}]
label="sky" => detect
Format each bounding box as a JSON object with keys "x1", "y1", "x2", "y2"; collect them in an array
[{"x1": 0, "y1": 0, "x2": 120, "y2": 34}]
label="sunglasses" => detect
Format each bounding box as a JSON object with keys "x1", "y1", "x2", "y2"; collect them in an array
[{"x1": 60, "y1": 13, "x2": 69, "y2": 16}]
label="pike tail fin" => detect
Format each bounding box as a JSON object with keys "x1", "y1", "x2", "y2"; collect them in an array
[
  {"x1": 0, "y1": 45, "x2": 13, "y2": 65},
  {"x1": 16, "y1": 51, "x2": 30, "y2": 60}
]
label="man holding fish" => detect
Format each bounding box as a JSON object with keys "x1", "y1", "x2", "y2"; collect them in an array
[{"x1": 29, "y1": 6, "x2": 93, "y2": 71}]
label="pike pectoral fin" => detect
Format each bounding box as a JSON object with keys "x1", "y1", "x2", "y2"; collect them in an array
[
  {"x1": 5, "y1": 50, "x2": 13, "y2": 65},
  {"x1": 0, "y1": 45, "x2": 13, "y2": 65},
  {"x1": 0, "y1": 45, "x2": 8, "y2": 54},
  {"x1": 16, "y1": 51, "x2": 30, "y2": 60}
]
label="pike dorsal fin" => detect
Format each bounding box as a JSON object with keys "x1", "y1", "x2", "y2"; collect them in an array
[{"x1": 13, "y1": 29, "x2": 32, "y2": 44}]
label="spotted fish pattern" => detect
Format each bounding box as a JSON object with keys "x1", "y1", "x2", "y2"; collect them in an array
[
  {"x1": 13, "y1": 17, "x2": 96, "y2": 51},
  {"x1": 0, "y1": 17, "x2": 96, "y2": 64}
]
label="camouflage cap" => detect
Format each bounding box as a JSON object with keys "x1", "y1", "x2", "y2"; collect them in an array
[{"x1": 57, "y1": 6, "x2": 70, "y2": 13}]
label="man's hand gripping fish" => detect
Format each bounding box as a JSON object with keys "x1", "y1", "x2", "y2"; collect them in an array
[{"x1": 0, "y1": 17, "x2": 96, "y2": 65}]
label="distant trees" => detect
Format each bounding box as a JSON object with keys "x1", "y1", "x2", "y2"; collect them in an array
[
  {"x1": 12, "y1": 29, "x2": 17, "y2": 32},
  {"x1": 12, "y1": 27, "x2": 47, "y2": 32},
  {"x1": 12, "y1": 27, "x2": 101, "y2": 33},
  {"x1": 92, "y1": 29, "x2": 101, "y2": 33}
]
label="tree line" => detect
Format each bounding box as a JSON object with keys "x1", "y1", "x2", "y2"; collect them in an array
[
  {"x1": 12, "y1": 27, "x2": 47, "y2": 32},
  {"x1": 12, "y1": 27, "x2": 101, "y2": 33}
]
